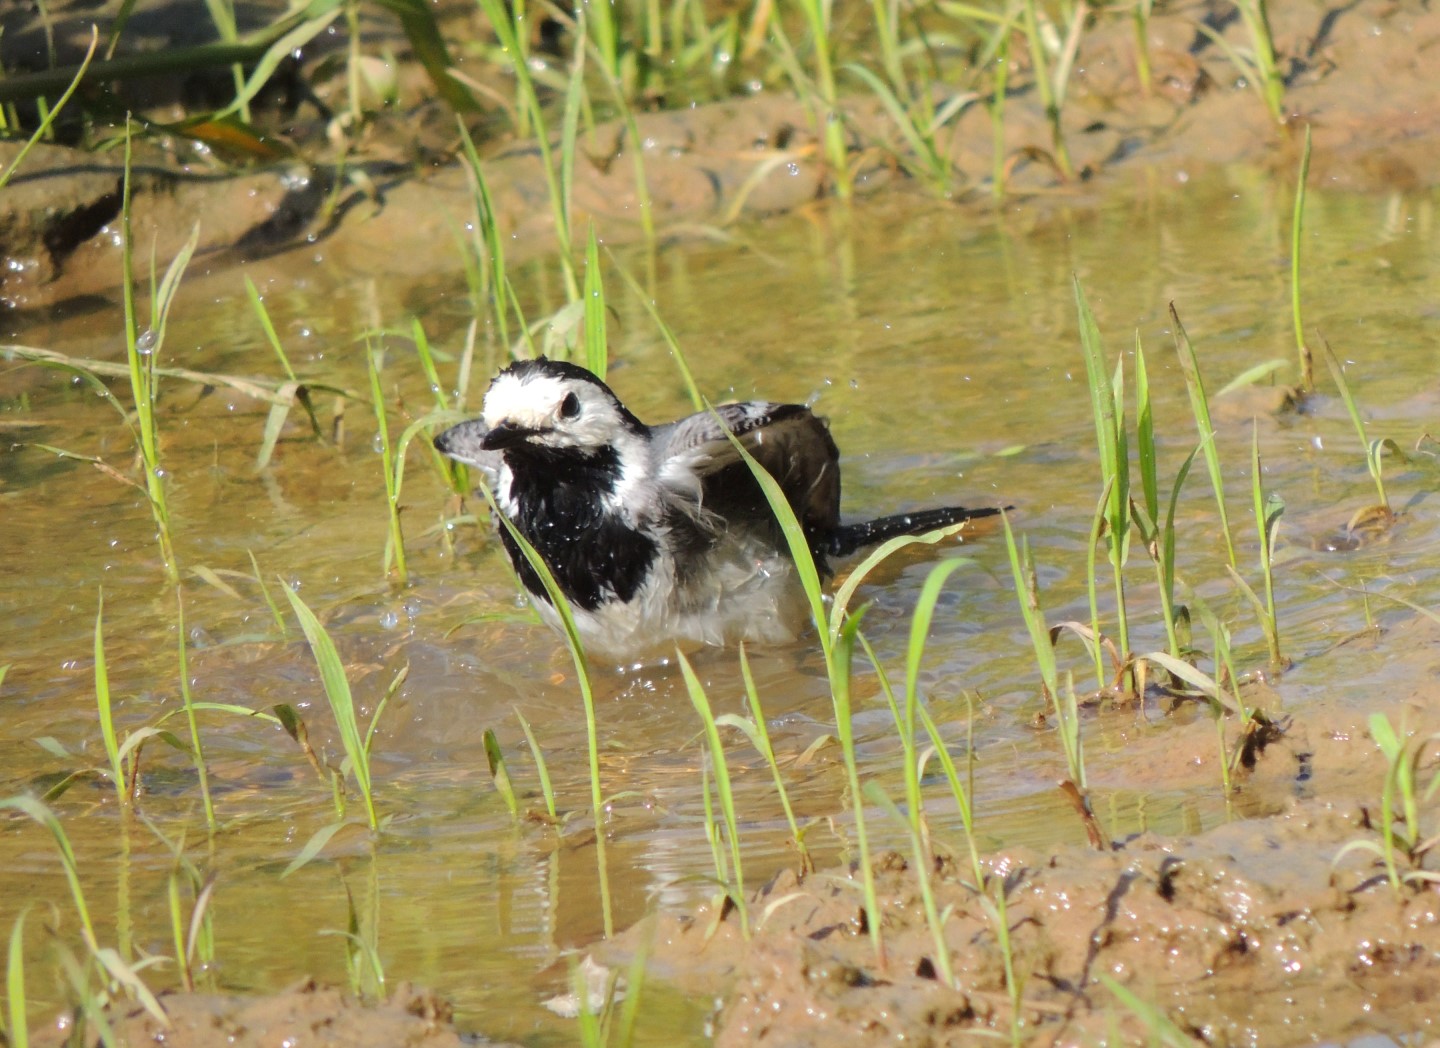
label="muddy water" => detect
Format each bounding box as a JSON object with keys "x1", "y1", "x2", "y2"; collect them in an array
[{"x1": 3, "y1": 169, "x2": 1439, "y2": 1043}]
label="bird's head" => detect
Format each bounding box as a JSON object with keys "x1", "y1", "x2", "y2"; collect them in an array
[{"x1": 468, "y1": 358, "x2": 647, "y2": 459}]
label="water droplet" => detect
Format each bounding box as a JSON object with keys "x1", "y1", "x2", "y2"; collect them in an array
[{"x1": 379, "y1": 609, "x2": 399, "y2": 629}]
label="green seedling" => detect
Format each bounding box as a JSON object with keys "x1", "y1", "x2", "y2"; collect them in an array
[
  {"x1": 514, "y1": 707, "x2": 559, "y2": 822},
  {"x1": 368, "y1": 349, "x2": 409, "y2": 585},
  {"x1": 0, "y1": 27, "x2": 96, "y2": 190},
  {"x1": 1197, "y1": 0, "x2": 1285, "y2": 123},
  {"x1": 1131, "y1": 0, "x2": 1155, "y2": 96},
  {"x1": 483, "y1": 729, "x2": 519, "y2": 820},
  {"x1": 1130, "y1": 347, "x2": 1210, "y2": 661},
  {"x1": 769, "y1": 3, "x2": 851, "y2": 198},
  {"x1": 282, "y1": 586, "x2": 393, "y2": 833},
  {"x1": 1002, "y1": 512, "x2": 1060, "y2": 706},
  {"x1": 1321, "y1": 340, "x2": 1404, "y2": 528},
  {"x1": 473, "y1": 0, "x2": 579, "y2": 298},
  {"x1": 891, "y1": 558, "x2": 976, "y2": 851},
  {"x1": 142, "y1": 815, "x2": 217, "y2": 992},
  {"x1": 717, "y1": 421, "x2": 884, "y2": 963},
  {"x1": 844, "y1": 61, "x2": 977, "y2": 196},
  {"x1": 1076, "y1": 278, "x2": 1133, "y2": 668},
  {"x1": 120, "y1": 124, "x2": 196, "y2": 584},
  {"x1": 866, "y1": 781, "x2": 957, "y2": 988},
  {"x1": 1172, "y1": 304, "x2": 1237, "y2": 566},
  {"x1": 475, "y1": 481, "x2": 613, "y2": 936},
  {"x1": 1098, "y1": 973, "x2": 1194, "y2": 1045},
  {"x1": 1336, "y1": 713, "x2": 1440, "y2": 892},
  {"x1": 0, "y1": 797, "x2": 167, "y2": 1030},
  {"x1": 716, "y1": 646, "x2": 814, "y2": 875},
  {"x1": 696, "y1": 749, "x2": 734, "y2": 936},
  {"x1": 7, "y1": 907, "x2": 32, "y2": 1048},
  {"x1": 1291, "y1": 124, "x2": 1314, "y2": 391},
  {"x1": 321, "y1": 861, "x2": 386, "y2": 1000},
  {"x1": 1020, "y1": 0, "x2": 1082, "y2": 180},
  {"x1": 677, "y1": 649, "x2": 749, "y2": 935},
  {"x1": 1236, "y1": 422, "x2": 1284, "y2": 666}
]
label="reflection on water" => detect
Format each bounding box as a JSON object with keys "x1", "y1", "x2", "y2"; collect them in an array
[{"x1": 2, "y1": 169, "x2": 1439, "y2": 1043}]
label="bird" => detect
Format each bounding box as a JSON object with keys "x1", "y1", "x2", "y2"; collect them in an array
[{"x1": 433, "y1": 357, "x2": 1003, "y2": 660}]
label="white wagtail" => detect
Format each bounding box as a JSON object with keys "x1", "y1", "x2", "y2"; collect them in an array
[{"x1": 434, "y1": 358, "x2": 1001, "y2": 659}]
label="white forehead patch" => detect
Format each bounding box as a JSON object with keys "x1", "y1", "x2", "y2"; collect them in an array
[{"x1": 482, "y1": 371, "x2": 571, "y2": 430}]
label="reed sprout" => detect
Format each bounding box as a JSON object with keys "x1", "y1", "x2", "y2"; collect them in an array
[
  {"x1": 515, "y1": 707, "x2": 559, "y2": 822},
  {"x1": 1075, "y1": 278, "x2": 1133, "y2": 669},
  {"x1": 368, "y1": 348, "x2": 409, "y2": 585},
  {"x1": 717, "y1": 646, "x2": 814, "y2": 875},
  {"x1": 677, "y1": 650, "x2": 749, "y2": 935},
  {"x1": 1321, "y1": 341, "x2": 1403, "y2": 525},
  {"x1": 1171, "y1": 305, "x2": 1237, "y2": 566},
  {"x1": 1291, "y1": 124, "x2": 1314, "y2": 391},
  {"x1": 1333, "y1": 714, "x2": 1440, "y2": 892},
  {"x1": 281, "y1": 586, "x2": 390, "y2": 833}
]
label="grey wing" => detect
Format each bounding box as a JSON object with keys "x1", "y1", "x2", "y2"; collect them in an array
[{"x1": 652, "y1": 401, "x2": 841, "y2": 543}]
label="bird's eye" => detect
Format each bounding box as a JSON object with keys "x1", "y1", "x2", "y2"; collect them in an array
[{"x1": 559, "y1": 392, "x2": 581, "y2": 419}]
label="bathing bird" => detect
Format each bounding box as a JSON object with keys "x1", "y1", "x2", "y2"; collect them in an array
[{"x1": 434, "y1": 358, "x2": 1001, "y2": 659}]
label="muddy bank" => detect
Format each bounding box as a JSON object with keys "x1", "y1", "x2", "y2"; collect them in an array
[
  {"x1": 6, "y1": 0, "x2": 1440, "y2": 312},
  {"x1": 595, "y1": 612, "x2": 1440, "y2": 1044},
  {"x1": 33, "y1": 980, "x2": 488, "y2": 1048}
]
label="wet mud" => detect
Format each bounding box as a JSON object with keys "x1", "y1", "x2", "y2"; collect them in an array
[
  {"x1": 33, "y1": 980, "x2": 485, "y2": 1048},
  {"x1": 5, "y1": 0, "x2": 1440, "y2": 1044},
  {"x1": 7, "y1": 0, "x2": 1440, "y2": 310},
  {"x1": 609, "y1": 613, "x2": 1440, "y2": 1045}
]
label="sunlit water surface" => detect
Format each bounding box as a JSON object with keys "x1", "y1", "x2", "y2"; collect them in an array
[{"x1": 2, "y1": 167, "x2": 1438, "y2": 1044}]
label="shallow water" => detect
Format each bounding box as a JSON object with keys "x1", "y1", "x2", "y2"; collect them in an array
[{"x1": 2, "y1": 167, "x2": 1439, "y2": 1043}]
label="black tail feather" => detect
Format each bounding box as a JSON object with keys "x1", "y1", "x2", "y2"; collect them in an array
[{"x1": 824, "y1": 506, "x2": 1006, "y2": 559}]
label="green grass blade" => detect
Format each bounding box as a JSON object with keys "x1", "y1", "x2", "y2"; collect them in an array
[
  {"x1": 582, "y1": 227, "x2": 608, "y2": 380},
  {"x1": 483, "y1": 728, "x2": 519, "y2": 820},
  {"x1": 0, "y1": 798, "x2": 97, "y2": 952},
  {"x1": 611, "y1": 255, "x2": 703, "y2": 410},
  {"x1": 715, "y1": 414, "x2": 828, "y2": 653},
  {"x1": 474, "y1": 481, "x2": 612, "y2": 935},
  {"x1": 1291, "y1": 123, "x2": 1314, "y2": 391},
  {"x1": 677, "y1": 649, "x2": 749, "y2": 936},
  {"x1": 1171, "y1": 304, "x2": 1236, "y2": 566},
  {"x1": 92, "y1": 592, "x2": 126, "y2": 804},
  {"x1": 830, "y1": 528, "x2": 972, "y2": 638},
  {"x1": 0, "y1": 27, "x2": 97, "y2": 191},
  {"x1": 1321, "y1": 340, "x2": 1387, "y2": 510},
  {"x1": 1135, "y1": 334, "x2": 1158, "y2": 523},
  {"x1": 515, "y1": 707, "x2": 558, "y2": 821},
  {"x1": 281, "y1": 585, "x2": 379, "y2": 831},
  {"x1": 734, "y1": 645, "x2": 811, "y2": 874},
  {"x1": 7, "y1": 908, "x2": 29, "y2": 1048}
]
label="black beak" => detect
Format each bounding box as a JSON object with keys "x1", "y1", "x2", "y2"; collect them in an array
[{"x1": 479, "y1": 420, "x2": 532, "y2": 451}]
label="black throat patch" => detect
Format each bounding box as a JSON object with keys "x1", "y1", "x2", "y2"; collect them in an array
[{"x1": 498, "y1": 443, "x2": 656, "y2": 611}]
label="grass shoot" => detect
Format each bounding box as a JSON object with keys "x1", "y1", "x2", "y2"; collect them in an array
[
  {"x1": 281, "y1": 585, "x2": 390, "y2": 834},
  {"x1": 474, "y1": 481, "x2": 614, "y2": 936},
  {"x1": 1290, "y1": 124, "x2": 1314, "y2": 392},
  {"x1": 677, "y1": 649, "x2": 750, "y2": 935},
  {"x1": 1171, "y1": 304, "x2": 1238, "y2": 566},
  {"x1": 1321, "y1": 340, "x2": 1403, "y2": 527}
]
